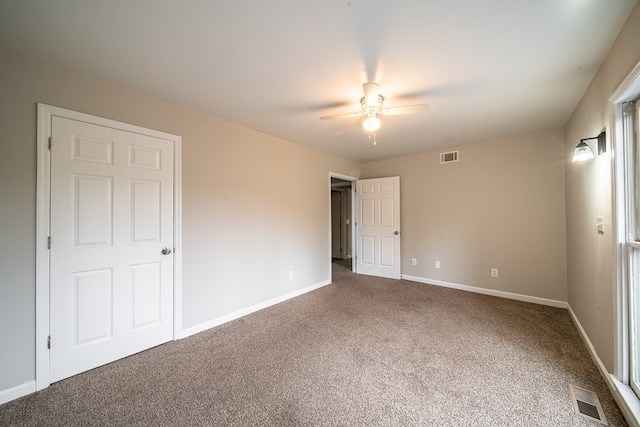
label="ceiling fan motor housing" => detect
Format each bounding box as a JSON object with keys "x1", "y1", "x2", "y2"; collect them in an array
[{"x1": 361, "y1": 95, "x2": 384, "y2": 115}]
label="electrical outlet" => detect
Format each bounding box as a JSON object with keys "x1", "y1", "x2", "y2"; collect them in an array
[
  {"x1": 491, "y1": 268, "x2": 498, "y2": 278},
  {"x1": 411, "y1": 258, "x2": 417, "y2": 266},
  {"x1": 289, "y1": 270, "x2": 294, "y2": 279},
  {"x1": 435, "y1": 261, "x2": 441, "y2": 269}
]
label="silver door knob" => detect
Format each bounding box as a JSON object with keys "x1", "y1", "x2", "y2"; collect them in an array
[
  {"x1": 394, "y1": 231, "x2": 399, "y2": 235},
  {"x1": 162, "y1": 247, "x2": 172, "y2": 255}
]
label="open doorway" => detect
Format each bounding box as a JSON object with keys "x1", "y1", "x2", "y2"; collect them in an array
[{"x1": 330, "y1": 175, "x2": 355, "y2": 276}]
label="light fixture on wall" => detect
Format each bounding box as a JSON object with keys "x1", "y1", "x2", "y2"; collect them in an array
[{"x1": 573, "y1": 131, "x2": 606, "y2": 162}]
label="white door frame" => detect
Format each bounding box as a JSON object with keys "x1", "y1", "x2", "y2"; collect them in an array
[
  {"x1": 329, "y1": 172, "x2": 357, "y2": 275},
  {"x1": 35, "y1": 104, "x2": 182, "y2": 390}
]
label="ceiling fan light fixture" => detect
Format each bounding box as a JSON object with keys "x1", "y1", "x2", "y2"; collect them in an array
[
  {"x1": 318, "y1": 81, "x2": 429, "y2": 145},
  {"x1": 363, "y1": 114, "x2": 381, "y2": 132}
]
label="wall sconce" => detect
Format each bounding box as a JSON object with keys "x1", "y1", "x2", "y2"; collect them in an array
[{"x1": 573, "y1": 131, "x2": 606, "y2": 162}]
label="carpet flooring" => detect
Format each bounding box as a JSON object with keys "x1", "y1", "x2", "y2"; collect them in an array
[{"x1": 0, "y1": 259, "x2": 629, "y2": 426}]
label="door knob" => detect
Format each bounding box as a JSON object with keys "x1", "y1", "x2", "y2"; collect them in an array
[
  {"x1": 162, "y1": 247, "x2": 172, "y2": 255},
  {"x1": 394, "y1": 231, "x2": 399, "y2": 235}
]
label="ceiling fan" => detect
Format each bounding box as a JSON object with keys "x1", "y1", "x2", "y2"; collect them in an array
[{"x1": 320, "y1": 82, "x2": 430, "y2": 144}]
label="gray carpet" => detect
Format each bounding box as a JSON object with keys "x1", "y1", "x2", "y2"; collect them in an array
[{"x1": 0, "y1": 260, "x2": 628, "y2": 426}]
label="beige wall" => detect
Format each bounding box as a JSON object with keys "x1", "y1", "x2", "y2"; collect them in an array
[
  {"x1": 565, "y1": 3, "x2": 640, "y2": 373},
  {"x1": 362, "y1": 131, "x2": 568, "y2": 302},
  {"x1": 0, "y1": 47, "x2": 360, "y2": 391}
]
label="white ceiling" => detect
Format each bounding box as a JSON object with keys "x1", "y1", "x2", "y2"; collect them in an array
[{"x1": 0, "y1": 0, "x2": 636, "y2": 163}]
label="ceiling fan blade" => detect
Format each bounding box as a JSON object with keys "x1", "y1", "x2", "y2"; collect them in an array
[
  {"x1": 381, "y1": 103, "x2": 430, "y2": 115},
  {"x1": 319, "y1": 111, "x2": 365, "y2": 120}
]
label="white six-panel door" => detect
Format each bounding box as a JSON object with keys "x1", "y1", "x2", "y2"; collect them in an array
[
  {"x1": 356, "y1": 177, "x2": 401, "y2": 279},
  {"x1": 49, "y1": 116, "x2": 174, "y2": 382}
]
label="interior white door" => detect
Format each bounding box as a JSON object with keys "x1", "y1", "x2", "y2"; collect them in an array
[
  {"x1": 49, "y1": 116, "x2": 174, "y2": 382},
  {"x1": 356, "y1": 177, "x2": 401, "y2": 279}
]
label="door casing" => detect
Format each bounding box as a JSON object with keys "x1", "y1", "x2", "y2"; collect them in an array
[{"x1": 329, "y1": 173, "x2": 357, "y2": 275}]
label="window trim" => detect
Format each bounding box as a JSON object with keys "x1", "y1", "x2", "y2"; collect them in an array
[{"x1": 611, "y1": 60, "x2": 640, "y2": 426}]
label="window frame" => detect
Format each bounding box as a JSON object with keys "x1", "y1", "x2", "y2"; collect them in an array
[
  {"x1": 625, "y1": 101, "x2": 640, "y2": 397},
  {"x1": 611, "y1": 61, "x2": 640, "y2": 424}
]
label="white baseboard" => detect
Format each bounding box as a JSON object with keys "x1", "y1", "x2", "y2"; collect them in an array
[
  {"x1": 402, "y1": 274, "x2": 568, "y2": 308},
  {"x1": 568, "y1": 305, "x2": 640, "y2": 427},
  {"x1": 179, "y1": 279, "x2": 331, "y2": 339},
  {"x1": 0, "y1": 381, "x2": 36, "y2": 405}
]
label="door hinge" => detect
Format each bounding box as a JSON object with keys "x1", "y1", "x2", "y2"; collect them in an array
[
  {"x1": 47, "y1": 336, "x2": 51, "y2": 349},
  {"x1": 47, "y1": 236, "x2": 51, "y2": 250},
  {"x1": 48, "y1": 137, "x2": 53, "y2": 150}
]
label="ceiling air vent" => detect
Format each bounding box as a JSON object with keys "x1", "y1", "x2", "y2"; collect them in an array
[{"x1": 440, "y1": 150, "x2": 459, "y2": 164}]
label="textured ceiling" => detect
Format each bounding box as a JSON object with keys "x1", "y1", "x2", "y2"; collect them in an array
[{"x1": 0, "y1": 0, "x2": 637, "y2": 162}]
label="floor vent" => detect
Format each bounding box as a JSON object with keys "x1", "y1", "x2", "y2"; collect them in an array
[
  {"x1": 569, "y1": 384, "x2": 608, "y2": 425},
  {"x1": 439, "y1": 150, "x2": 459, "y2": 164}
]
